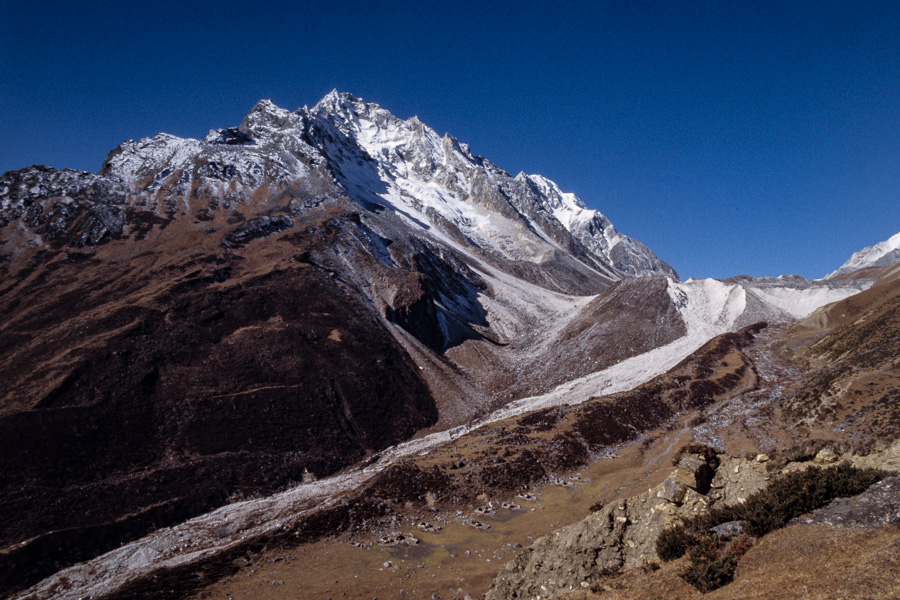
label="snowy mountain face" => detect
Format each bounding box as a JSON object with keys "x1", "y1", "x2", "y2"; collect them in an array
[
  {"x1": 516, "y1": 173, "x2": 678, "y2": 279},
  {"x1": 94, "y1": 91, "x2": 675, "y2": 281},
  {"x1": 0, "y1": 91, "x2": 688, "y2": 412},
  {"x1": 825, "y1": 231, "x2": 900, "y2": 279}
]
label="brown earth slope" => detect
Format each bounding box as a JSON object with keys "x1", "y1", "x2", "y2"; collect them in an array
[
  {"x1": 184, "y1": 266, "x2": 900, "y2": 600},
  {"x1": 0, "y1": 183, "x2": 441, "y2": 595},
  {"x1": 782, "y1": 265, "x2": 900, "y2": 443}
]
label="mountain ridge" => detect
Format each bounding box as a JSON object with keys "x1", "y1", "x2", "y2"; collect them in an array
[
  {"x1": 825, "y1": 231, "x2": 900, "y2": 279},
  {"x1": 90, "y1": 91, "x2": 676, "y2": 281}
]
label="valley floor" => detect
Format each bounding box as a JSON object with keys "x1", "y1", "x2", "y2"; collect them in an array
[{"x1": 194, "y1": 425, "x2": 696, "y2": 600}]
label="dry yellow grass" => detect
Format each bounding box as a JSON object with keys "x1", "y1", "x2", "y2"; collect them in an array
[{"x1": 194, "y1": 425, "x2": 696, "y2": 600}]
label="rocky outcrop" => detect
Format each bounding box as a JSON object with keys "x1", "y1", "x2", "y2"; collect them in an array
[
  {"x1": 486, "y1": 450, "x2": 770, "y2": 600},
  {"x1": 792, "y1": 477, "x2": 900, "y2": 529},
  {"x1": 486, "y1": 439, "x2": 900, "y2": 600}
]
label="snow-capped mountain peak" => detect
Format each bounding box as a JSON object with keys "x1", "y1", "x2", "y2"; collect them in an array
[
  {"x1": 24, "y1": 91, "x2": 678, "y2": 282},
  {"x1": 516, "y1": 173, "x2": 589, "y2": 226},
  {"x1": 303, "y1": 93, "x2": 677, "y2": 279},
  {"x1": 514, "y1": 172, "x2": 677, "y2": 279},
  {"x1": 825, "y1": 231, "x2": 900, "y2": 278},
  {"x1": 237, "y1": 98, "x2": 300, "y2": 138}
]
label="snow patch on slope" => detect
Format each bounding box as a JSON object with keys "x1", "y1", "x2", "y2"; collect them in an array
[
  {"x1": 481, "y1": 275, "x2": 869, "y2": 421},
  {"x1": 744, "y1": 284, "x2": 864, "y2": 319}
]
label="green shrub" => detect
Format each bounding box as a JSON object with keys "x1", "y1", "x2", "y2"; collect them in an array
[
  {"x1": 681, "y1": 550, "x2": 737, "y2": 593},
  {"x1": 656, "y1": 526, "x2": 693, "y2": 562}
]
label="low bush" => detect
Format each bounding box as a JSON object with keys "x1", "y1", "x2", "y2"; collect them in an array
[
  {"x1": 656, "y1": 526, "x2": 692, "y2": 562},
  {"x1": 680, "y1": 535, "x2": 738, "y2": 593},
  {"x1": 731, "y1": 463, "x2": 888, "y2": 536}
]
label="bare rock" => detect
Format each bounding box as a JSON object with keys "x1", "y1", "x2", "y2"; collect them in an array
[
  {"x1": 487, "y1": 453, "x2": 776, "y2": 599},
  {"x1": 657, "y1": 477, "x2": 687, "y2": 504},
  {"x1": 710, "y1": 520, "x2": 745, "y2": 539},
  {"x1": 673, "y1": 453, "x2": 716, "y2": 492},
  {"x1": 487, "y1": 476, "x2": 721, "y2": 600},
  {"x1": 792, "y1": 477, "x2": 900, "y2": 529},
  {"x1": 815, "y1": 448, "x2": 839, "y2": 464},
  {"x1": 377, "y1": 532, "x2": 420, "y2": 547}
]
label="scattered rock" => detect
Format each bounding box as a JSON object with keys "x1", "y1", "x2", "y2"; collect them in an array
[
  {"x1": 673, "y1": 453, "x2": 715, "y2": 492},
  {"x1": 377, "y1": 533, "x2": 419, "y2": 547},
  {"x1": 792, "y1": 477, "x2": 900, "y2": 529},
  {"x1": 815, "y1": 448, "x2": 839, "y2": 464},
  {"x1": 709, "y1": 520, "x2": 745, "y2": 539},
  {"x1": 657, "y1": 477, "x2": 687, "y2": 504}
]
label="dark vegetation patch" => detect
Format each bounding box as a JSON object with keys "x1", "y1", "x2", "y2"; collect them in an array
[
  {"x1": 125, "y1": 207, "x2": 172, "y2": 238},
  {"x1": 656, "y1": 463, "x2": 893, "y2": 592},
  {"x1": 369, "y1": 463, "x2": 458, "y2": 504},
  {"x1": 478, "y1": 449, "x2": 547, "y2": 491},
  {"x1": 223, "y1": 215, "x2": 295, "y2": 247},
  {"x1": 517, "y1": 406, "x2": 566, "y2": 432}
]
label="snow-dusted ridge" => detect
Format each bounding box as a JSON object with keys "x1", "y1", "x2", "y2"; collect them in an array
[
  {"x1": 825, "y1": 231, "x2": 900, "y2": 278},
  {"x1": 518, "y1": 173, "x2": 677, "y2": 279},
  {"x1": 303, "y1": 91, "x2": 677, "y2": 277},
  {"x1": 92, "y1": 90, "x2": 677, "y2": 280}
]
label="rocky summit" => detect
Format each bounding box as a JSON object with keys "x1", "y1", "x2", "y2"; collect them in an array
[{"x1": 1, "y1": 93, "x2": 897, "y2": 600}]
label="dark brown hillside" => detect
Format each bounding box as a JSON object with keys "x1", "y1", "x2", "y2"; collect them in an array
[
  {"x1": 0, "y1": 166, "x2": 442, "y2": 595},
  {"x1": 18, "y1": 324, "x2": 761, "y2": 600}
]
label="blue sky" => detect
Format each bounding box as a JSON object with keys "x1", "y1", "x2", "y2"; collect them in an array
[{"x1": 2, "y1": 0, "x2": 898, "y2": 279}]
